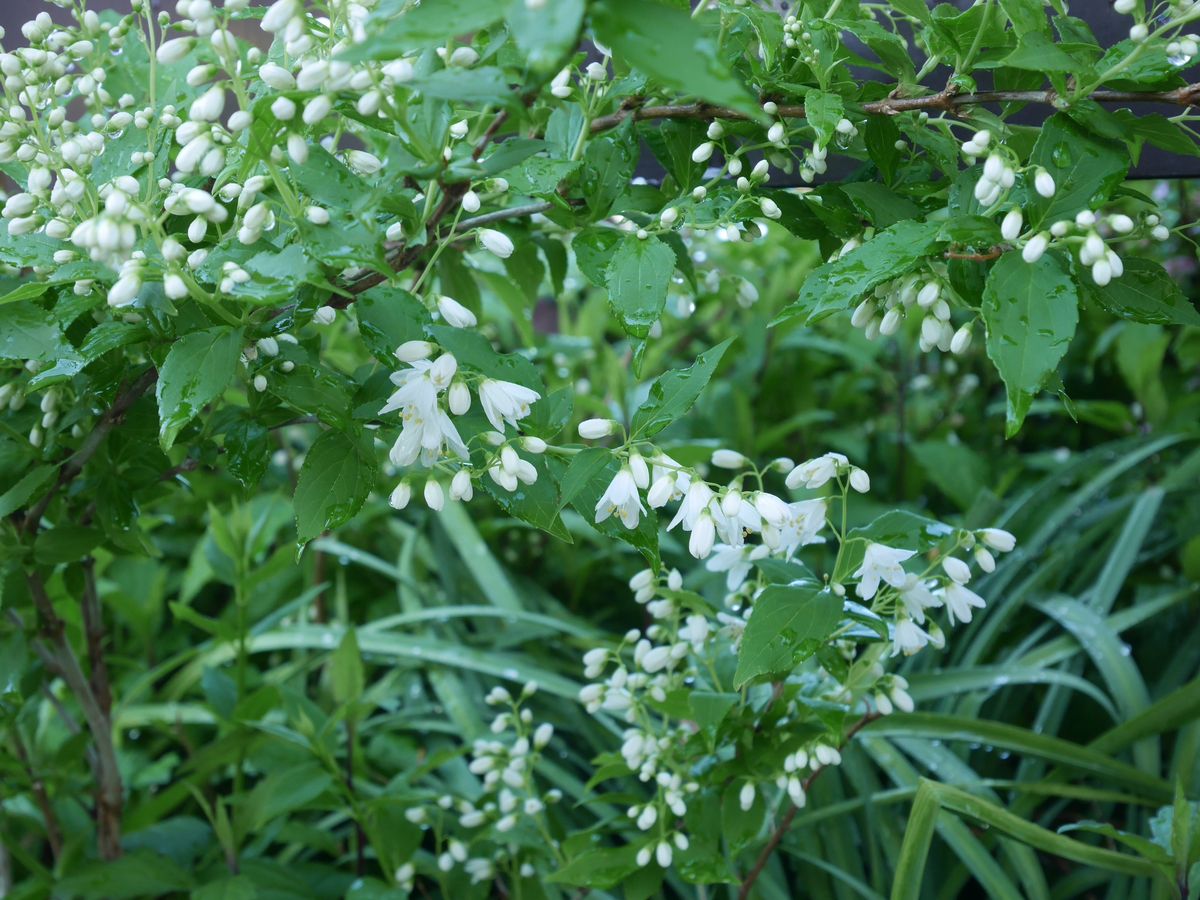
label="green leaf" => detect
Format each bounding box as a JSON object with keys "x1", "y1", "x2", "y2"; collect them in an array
[
  {"x1": 572, "y1": 228, "x2": 622, "y2": 287},
  {"x1": 1001, "y1": 32, "x2": 1080, "y2": 72},
  {"x1": 53, "y1": 850, "x2": 194, "y2": 898},
  {"x1": 411, "y1": 66, "x2": 514, "y2": 104},
  {"x1": 156, "y1": 326, "x2": 245, "y2": 450},
  {"x1": 294, "y1": 430, "x2": 378, "y2": 545},
  {"x1": 225, "y1": 418, "x2": 270, "y2": 489},
  {"x1": 982, "y1": 251, "x2": 1079, "y2": 436},
  {"x1": 507, "y1": 0, "x2": 585, "y2": 72},
  {"x1": 631, "y1": 338, "x2": 732, "y2": 439},
  {"x1": 909, "y1": 440, "x2": 987, "y2": 510},
  {"x1": 330, "y1": 628, "x2": 364, "y2": 706},
  {"x1": 777, "y1": 220, "x2": 944, "y2": 324},
  {"x1": 355, "y1": 286, "x2": 431, "y2": 361},
  {"x1": 591, "y1": 0, "x2": 761, "y2": 119},
  {"x1": 604, "y1": 233, "x2": 675, "y2": 337},
  {"x1": 0, "y1": 465, "x2": 56, "y2": 517},
  {"x1": 243, "y1": 762, "x2": 334, "y2": 831},
  {"x1": 546, "y1": 846, "x2": 640, "y2": 888},
  {"x1": 338, "y1": 0, "x2": 509, "y2": 58},
  {"x1": 1028, "y1": 114, "x2": 1128, "y2": 227},
  {"x1": 1081, "y1": 257, "x2": 1200, "y2": 326},
  {"x1": 804, "y1": 89, "x2": 845, "y2": 148},
  {"x1": 0, "y1": 300, "x2": 82, "y2": 364},
  {"x1": 425, "y1": 325, "x2": 543, "y2": 392},
  {"x1": 733, "y1": 585, "x2": 841, "y2": 688},
  {"x1": 34, "y1": 525, "x2": 103, "y2": 565}
]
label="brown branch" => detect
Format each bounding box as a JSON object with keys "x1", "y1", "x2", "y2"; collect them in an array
[
  {"x1": 25, "y1": 572, "x2": 124, "y2": 860},
  {"x1": 588, "y1": 83, "x2": 1200, "y2": 133},
  {"x1": 9, "y1": 730, "x2": 64, "y2": 862},
  {"x1": 737, "y1": 712, "x2": 880, "y2": 900},
  {"x1": 945, "y1": 247, "x2": 1004, "y2": 261},
  {"x1": 81, "y1": 559, "x2": 113, "y2": 718},
  {"x1": 22, "y1": 368, "x2": 158, "y2": 535}
]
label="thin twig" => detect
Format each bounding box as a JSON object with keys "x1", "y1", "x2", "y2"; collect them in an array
[
  {"x1": 9, "y1": 730, "x2": 64, "y2": 862},
  {"x1": 737, "y1": 712, "x2": 880, "y2": 900},
  {"x1": 25, "y1": 572, "x2": 124, "y2": 860},
  {"x1": 587, "y1": 83, "x2": 1200, "y2": 132}
]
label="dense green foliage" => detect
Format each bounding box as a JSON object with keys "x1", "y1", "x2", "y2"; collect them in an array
[{"x1": 0, "y1": 0, "x2": 1199, "y2": 897}]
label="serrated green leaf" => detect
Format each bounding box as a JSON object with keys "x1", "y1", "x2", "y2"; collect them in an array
[
  {"x1": 294, "y1": 430, "x2": 377, "y2": 545},
  {"x1": 156, "y1": 326, "x2": 244, "y2": 450},
  {"x1": 591, "y1": 0, "x2": 761, "y2": 119},
  {"x1": 734, "y1": 585, "x2": 841, "y2": 687},
  {"x1": 983, "y1": 251, "x2": 1079, "y2": 436},
  {"x1": 631, "y1": 338, "x2": 732, "y2": 439},
  {"x1": 1081, "y1": 257, "x2": 1200, "y2": 326},
  {"x1": 605, "y1": 233, "x2": 674, "y2": 337},
  {"x1": 777, "y1": 219, "x2": 944, "y2": 324}
]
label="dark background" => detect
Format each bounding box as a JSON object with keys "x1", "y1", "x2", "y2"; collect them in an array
[{"x1": 1, "y1": 0, "x2": 1194, "y2": 179}]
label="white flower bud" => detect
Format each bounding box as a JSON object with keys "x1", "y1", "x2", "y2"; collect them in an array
[
  {"x1": 980, "y1": 528, "x2": 1016, "y2": 552},
  {"x1": 1034, "y1": 168, "x2": 1056, "y2": 198},
  {"x1": 578, "y1": 418, "x2": 615, "y2": 440},
  {"x1": 691, "y1": 141, "x2": 715, "y2": 163},
  {"x1": 478, "y1": 228, "x2": 513, "y2": 258},
  {"x1": 1021, "y1": 233, "x2": 1048, "y2": 263},
  {"x1": 1000, "y1": 208, "x2": 1023, "y2": 241},
  {"x1": 437, "y1": 295, "x2": 477, "y2": 328}
]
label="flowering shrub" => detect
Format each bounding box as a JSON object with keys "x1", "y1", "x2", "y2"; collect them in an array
[{"x1": 1, "y1": 0, "x2": 1199, "y2": 896}]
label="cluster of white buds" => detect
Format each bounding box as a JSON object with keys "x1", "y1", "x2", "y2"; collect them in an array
[
  {"x1": 394, "y1": 680, "x2": 560, "y2": 886},
  {"x1": 244, "y1": 332, "x2": 298, "y2": 394},
  {"x1": 850, "y1": 271, "x2": 973, "y2": 355},
  {"x1": 1019, "y1": 208, "x2": 1167, "y2": 282}
]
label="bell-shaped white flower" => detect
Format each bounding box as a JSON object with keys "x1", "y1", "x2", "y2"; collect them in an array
[
  {"x1": 854, "y1": 542, "x2": 916, "y2": 600},
  {"x1": 595, "y1": 467, "x2": 645, "y2": 529},
  {"x1": 478, "y1": 379, "x2": 540, "y2": 432}
]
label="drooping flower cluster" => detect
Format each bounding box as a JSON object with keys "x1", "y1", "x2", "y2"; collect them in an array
[
  {"x1": 571, "y1": 452, "x2": 1016, "y2": 868},
  {"x1": 396, "y1": 681, "x2": 564, "y2": 887},
  {"x1": 382, "y1": 338, "x2": 542, "y2": 512}
]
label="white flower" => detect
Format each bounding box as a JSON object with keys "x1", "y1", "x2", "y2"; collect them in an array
[
  {"x1": 891, "y1": 618, "x2": 933, "y2": 656},
  {"x1": 668, "y1": 481, "x2": 714, "y2": 532},
  {"x1": 595, "y1": 467, "x2": 645, "y2": 529},
  {"x1": 939, "y1": 582, "x2": 986, "y2": 625},
  {"x1": 156, "y1": 37, "x2": 194, "y2": 64},
  {"x1": 550, "y1": 67, "x2": 572, "y2": 98},
  {"x1": 854, "y1": 542, "x2": 916, "y2": 600},
  {"x1": 437, "y1": 295, "x2": 477, "y2": 328},
  {"x1": 785, "y1": 452, "x2": 847, "y2": 490},
  {"x1": 313, "y1": 306, "x2": 337, "y2": 325},
  {"x1": 848, "y1": 467, "x2": 870, "y2": 493},
  {"x1": 739, "y1": 782, "x2": 756, "y2": 811},
  {"x1": 478, "y1": 379, "x2": 540, "y2": 432},
  {"x1": 689, "y1": 512, "x2": 717, "y2": 558},
  {"x1": 478, "y1": 228, "x2": 514, "y2": 258},
  {"x1": 706, "y1": 544, "x2": 755, "y2": 591},
  {"x1": 760, "y1": 197, "x2": 782, "y2": 219},
  {"x1": 899, "y1": 575, "x2": 941, "y2": 624},
  {"x1": 389, "y1": 481, "x2": 412, "y2": 510}
]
